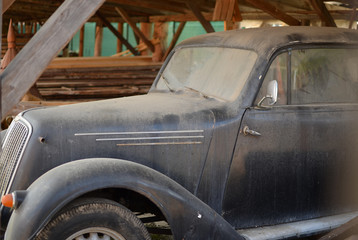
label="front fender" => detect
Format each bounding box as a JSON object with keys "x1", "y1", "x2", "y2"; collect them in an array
[{"x1": 5, "y1": 158, "x2": 242, "y2": 240}]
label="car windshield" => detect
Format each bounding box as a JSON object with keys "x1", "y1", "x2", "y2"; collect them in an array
[{"x1": 155, "y1": 47, "x2": 258, "y2": 101}]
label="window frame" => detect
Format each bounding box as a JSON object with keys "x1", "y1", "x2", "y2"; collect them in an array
[{"x1": 254, "y1": 44, "x2": 358, "y2": 107}]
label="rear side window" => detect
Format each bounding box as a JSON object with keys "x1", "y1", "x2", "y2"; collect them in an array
[
  {"x1": 256, "y1": 47, "x2": 358, "y2": 105},
  {"x1": 291, "y1": 49, "x2": 358, "y2": 104}
]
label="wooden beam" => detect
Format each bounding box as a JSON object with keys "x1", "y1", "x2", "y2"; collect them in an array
[
  {"x1": 107, "y1": 0, "x2": 188, "y2": 14},
  {"x1": 79, "y1": 25, "x2": 84, "y2": 57},
  {"x1": 3, "y1": 0, "x2": 15, "y2": 14},
  {"x1": 1, "y1": 0, "x2": 106, "y2": 119},
  {"x1": 116, "y1": 22, "x2": 123, "y2": 53},
  {"x1": 162, "y1": 22, "x2": 186, "y2": 61},
  {"x1": 245, "y1": 0, "x2": 301, "y2": 26},
  {"x1": 115, "y1": 6, "x2": 155, "y2": 53},
  {"x1": 213, "y1": 0, "x2": 236, "y2": 21},
  {"x1": 186, "y1": 1, "x2": 215, "y2": 33},
  {"x1": 95, "y1": 11, "x2": 139, "y2": 56},
  {"x1": 94, "y1": 22, "x2": 103, "y2": 56},
  {"x1": 309, "y1": 0, "x2": 336, "y2": 27},
  {"x1": 349, "y1": 2, "x2": 357, "y2": 29}
]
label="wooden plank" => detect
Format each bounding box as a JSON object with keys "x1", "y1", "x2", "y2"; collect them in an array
[
  {"x1": 115, "y1": 6, "x2": 155, "y2": 53},
  {"x1": 245, "y1": 0, "x2": 301, "y2": 26},
  {"x1": 95, "y1": 11, "x2": 139, "y2": 56},
  {"x1": 1, "y1": 0, "x2": 106, "y2": 118},
  {"x1": 162, "y1": 22, "x2": 186, "y2": 61},
  {"x1": 47, "y1": 56, "x2": 158, "y2": 69},
  {"x1": 3, "y1": 0, "x2": 15, "y2": 14},
  {"x1": 309, "y1": 0, "x2": 336, "y2": 27},
  {"x1": 186, "y1": 1, "x2": 215, "y2": 33},
  {"x1": 213, "y1": 0, "x2": 223, "y2": 20},
  {"x1": 79, "y1": 25, "x2": 84, "y2": 57}
]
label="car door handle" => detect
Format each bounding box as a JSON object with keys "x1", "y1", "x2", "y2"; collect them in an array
[{"x1": 243, "y1": 126, "x2": 261, "y2": 136}]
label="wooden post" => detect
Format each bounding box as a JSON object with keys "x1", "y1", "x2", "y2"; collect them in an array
[
  {"x1": 186, "y1": 1, "x2": 215, "y2": 33},
  {"x1": 1, "y1": 0, "x2": 106, "y2": 119},
  {"x1": 96, "y1": 11, "x2": 139, "y2": 56},
  {"x1": 79, "y1": 25, "x2": 85, "y2": 57},
  {"x1": 115, "y1": 6, "x2": 155, "y2": 52},
  {"x1": 116, "y1": 23, "x2": 123, "y2": 53},
  {"x1": 140, "y1": 22, "x2": 151, "y2": 56},
  {"x1": 162, "y1": 22, "x2": 186, "y2": 61},
  {"x1": 94, "y1": 22, "x2": 103, "y2": 57},
  {"x1": 152, "y1": 22, "x2": 167, "y2": 62}
]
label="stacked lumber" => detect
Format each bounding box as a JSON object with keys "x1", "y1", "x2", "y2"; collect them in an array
[{"x1": 36, "y1": 56, "x2": 162, "y2": 101}]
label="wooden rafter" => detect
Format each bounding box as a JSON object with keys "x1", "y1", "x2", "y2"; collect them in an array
[
  {"x1": 1, "y1": 0, "x2": 106, "y2": 119},
  {"x1": 115, "y1": 6, "x2": 155, "y2": 53},
  {"x1": 107, "y1": 0, "x2": 188, "y2": 14},
  {"x1": 213, "y1": 0, "x2": 236, "y2": 21},
  {"x1": 3, "y1": 0, "x2": 15, "y2": 13},
  {"x1": 162, "y1": 21, "x2": 186, "y2": 61},
  {"x1": 186, "y1": 1, "x2": 215, "y2": 33},
  {"x1": 310, "y1": 0, "x2": 336, "y2": 27},
  {"x1": 245, "y1": 0, "x2": 301, "y2": 26},
  {"x1": 349, "y1": 1, "x2": 357, "y2": 29},
  {"x1": 95, "y1": 11, "x2": 139, "y2": 56}
]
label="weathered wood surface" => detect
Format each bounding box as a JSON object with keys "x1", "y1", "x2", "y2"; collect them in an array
[
  {"x1": 3, "y1": 0, "x2": 15, "y2": 14},
  {"x1": 36, "y1": 56, "x2": 161, "y2": 100},
  {"x1": 1, "y1": 0, "x2": 106, "y2": 119},
  {"x1": 245, "y1": 0, "x2": 301, "y2": 26}
]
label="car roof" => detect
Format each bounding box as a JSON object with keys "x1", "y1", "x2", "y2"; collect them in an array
[{"x1": 176, "y1": 26, "x2": 358, "y2": 56}]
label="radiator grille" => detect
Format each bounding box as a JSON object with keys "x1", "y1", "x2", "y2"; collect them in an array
[{"x1": 0, "y1": 120, "x2": 30, "y2": 197}]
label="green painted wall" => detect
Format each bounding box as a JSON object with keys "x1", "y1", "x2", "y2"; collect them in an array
[{"x1": 69, "y1": 21, "x2": 225, "y2": 57}]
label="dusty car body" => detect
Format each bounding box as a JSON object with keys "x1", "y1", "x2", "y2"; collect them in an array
[{"x1": 1, "y1": 26, "x2": 358, "y2": 239}]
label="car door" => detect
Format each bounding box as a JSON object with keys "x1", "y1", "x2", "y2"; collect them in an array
[{"x1": 222, "y1": 47, "x2": 358, "y2": 229}]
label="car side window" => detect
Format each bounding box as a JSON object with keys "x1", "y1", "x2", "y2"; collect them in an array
[
  {"x1": 291, "y1": 49, "x2": 358, "y2": 104},
  {"x1": 255, "y1": 52, "x2": 288, "y2": 106},
  {"x1": 256, "y1": 48, "x2": 358, "y2": 106}
]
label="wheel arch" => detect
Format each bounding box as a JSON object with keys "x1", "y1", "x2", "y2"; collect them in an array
[{"x1": 5, "y1": 158, "x2": 243, "y2": 240}]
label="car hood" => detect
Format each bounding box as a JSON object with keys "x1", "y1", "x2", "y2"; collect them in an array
[{"x1": 12, "y1": 92, "x2": 222, "y2": 194}]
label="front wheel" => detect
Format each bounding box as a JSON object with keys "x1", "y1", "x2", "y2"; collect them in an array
[{"x1": 35, "y1": 198, "x2": 151, "y2": 240}]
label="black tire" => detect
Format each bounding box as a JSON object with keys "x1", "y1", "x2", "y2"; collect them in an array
[{"x1": 35, "y1": 198, "x2": 151, "y2": 240}]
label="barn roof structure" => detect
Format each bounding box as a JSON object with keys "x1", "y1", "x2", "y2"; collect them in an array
[{"x1": 3, "y1": 0, "x2": 358, "y2": 26}]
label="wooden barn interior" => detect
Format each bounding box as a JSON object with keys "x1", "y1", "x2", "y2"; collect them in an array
[{"x1": 1, "y1": 0, "x2": 358, "y2": 128}]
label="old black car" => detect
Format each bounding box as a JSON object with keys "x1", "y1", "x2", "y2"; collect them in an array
[{"x1": 1, "y1": 26, "x2": 358, "y2": 240}]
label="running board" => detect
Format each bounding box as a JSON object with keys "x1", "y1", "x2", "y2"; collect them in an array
[{"x1": 237, "y1": 211, "x2": 358, "y2": 240}]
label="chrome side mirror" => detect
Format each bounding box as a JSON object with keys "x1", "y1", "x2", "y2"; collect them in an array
[{"x1": 257, "y1": 80, "x2": 278, "y2": 107}]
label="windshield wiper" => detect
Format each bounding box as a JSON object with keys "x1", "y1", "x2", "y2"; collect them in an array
[
  {"x1": 184, "y1": 86, "x2": 210, "y2": 99},
  {"x1": 161, "y1": 74, "x2": 175, "y2": 92}
]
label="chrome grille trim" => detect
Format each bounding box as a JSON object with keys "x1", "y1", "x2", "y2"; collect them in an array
[{"x1": 0, "y1": 116, "x2": 32, "y2": 197}]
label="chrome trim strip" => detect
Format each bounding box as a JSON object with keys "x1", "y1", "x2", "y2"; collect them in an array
[
  {"x1": 5, "y1": 116, "x2": 33, "y2": 195},
  {"x1": 237, "y1": 211, "x2": 358, "y2": 240},
  {"x1": 96, "y1": 136, "x2": 204, "y2": 141},
  {"x1": 75, "y1": 130, "x2": 204, "y2": 136},
  {"x1": 117, "y1": 141, "x2": 202, "y2": 146}
]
